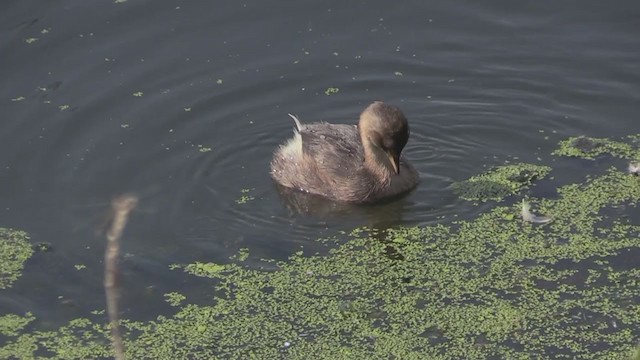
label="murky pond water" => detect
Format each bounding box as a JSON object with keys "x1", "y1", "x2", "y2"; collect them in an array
[{"x1": 1, "y1": 0, "x2": 639, "y2": 340}]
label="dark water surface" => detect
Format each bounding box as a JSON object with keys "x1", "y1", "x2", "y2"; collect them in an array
[{"x1": 1, "y1": 0, "x2": 639, "y2": 329}]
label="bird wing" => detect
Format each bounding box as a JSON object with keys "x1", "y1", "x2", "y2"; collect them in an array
[
  {"x1": 298, "y1": 123, "x2": 363, "y2": 178},
  {"x1": 299, "y1": 123, "x2": 360, "y2": 157}
]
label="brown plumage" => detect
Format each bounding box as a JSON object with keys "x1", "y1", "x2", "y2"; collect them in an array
[{"x1": 270, "y1": 101, "x2": 419, "y2": 203}]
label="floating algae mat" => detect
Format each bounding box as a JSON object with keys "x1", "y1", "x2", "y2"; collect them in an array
[
  {"x1": 452, "y1": 163, "x2": 552, "y2": 202},
  {"x1": 1, "y1": 138, "x2": 640, "y2": 359},
  {"x1": 552, "y1": 134, "x2": 640, "y2": 160},
  {"x1": 0, "y1": 228, "x2": 33, "y2": 290}
]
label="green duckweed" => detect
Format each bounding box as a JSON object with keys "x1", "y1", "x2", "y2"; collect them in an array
[
  {"x1": 552, "y1": 135, "x2": 640, "y2": 160},
  {"x1": 0, "y1": 228, "x2": 33, "y2": 290},
  {"x1": 452, "y1": 163, "x2": 551, "y2": 202},
  {"x1": 1, "y1": 137, "x2": 639, "y2": 359}
]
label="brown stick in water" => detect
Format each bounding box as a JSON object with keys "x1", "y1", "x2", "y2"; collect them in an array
[{"x1": 104, "y1": 194, "x2": 138, "y2": 360}]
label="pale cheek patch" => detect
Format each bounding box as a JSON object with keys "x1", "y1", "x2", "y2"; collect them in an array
[{"x1": 280, "y1": 132, "x2": 302, "y2": 159}]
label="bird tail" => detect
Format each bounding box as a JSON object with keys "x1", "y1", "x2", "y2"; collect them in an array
[{"x1": 287, "y1": 113, "x2": 302, "y2": 132}]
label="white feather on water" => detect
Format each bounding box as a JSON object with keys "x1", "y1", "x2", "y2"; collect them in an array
[{"x1": 521, "y1": 199, "x2": 552, "y2": 224}]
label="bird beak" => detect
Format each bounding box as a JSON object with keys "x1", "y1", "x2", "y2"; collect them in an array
[{"x1": 387, "y1": 151, "x2": 400, "y2": 174}]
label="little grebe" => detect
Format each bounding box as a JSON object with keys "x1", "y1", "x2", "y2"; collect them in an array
[{"x1": 270, "y1": 101, "x2": 419, "y2": 203}]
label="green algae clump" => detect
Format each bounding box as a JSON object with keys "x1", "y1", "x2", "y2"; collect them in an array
[
  {"x1": 183, "y1": 262, "x2": 226, "y2": 278},
  {"x1": 452, "y1": 163, "x2": 551, "y2": 201},
  {"x1": 0, "y1": 227, "x2": 33, "y2": 289},
  {"x1": 552, "y1": 135, "x2": 640, "y2": 160},
  {"x1": 0, "y1": 313, "x2": 34, "y2": 337}
]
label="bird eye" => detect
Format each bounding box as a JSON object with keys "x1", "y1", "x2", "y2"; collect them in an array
[{"x1": 383, "y1": 136, "x2": 396, "y2": 150}]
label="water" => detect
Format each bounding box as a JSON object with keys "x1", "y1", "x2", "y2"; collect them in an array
[{"x1": 1, "y1": 0, "x2": 639, "y2": 328}]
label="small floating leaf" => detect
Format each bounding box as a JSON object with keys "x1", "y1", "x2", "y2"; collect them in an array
[
  {"x1": 503, "y1": 213, "x2": 515, "y2": 221},
  {"x1": 324, "y1": 87, "x2": 339, "y2": 96}
]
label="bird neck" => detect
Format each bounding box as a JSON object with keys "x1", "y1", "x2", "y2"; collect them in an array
[{"x1": 362, "y1": 135, "x2": 394, "y2": 183}]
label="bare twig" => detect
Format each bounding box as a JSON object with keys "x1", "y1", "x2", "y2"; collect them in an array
[{"x1": 104, "y1": 194, "x2": 138, "y2": 360}]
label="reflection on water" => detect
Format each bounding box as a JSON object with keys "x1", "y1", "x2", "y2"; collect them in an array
[
  {"x1": 274, "y1": 183, "x2": 413, "y2": 225},
  {"x1": 275, "y1": 184, "x2": 414, "y2": 261},
  {"x1": 275, "y1": 184, "x2": 360, "y2": 216}
]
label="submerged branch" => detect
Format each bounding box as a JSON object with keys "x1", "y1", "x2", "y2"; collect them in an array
[{"x1": 104, "y1": 193, "x2": 138, "y2": 360}]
